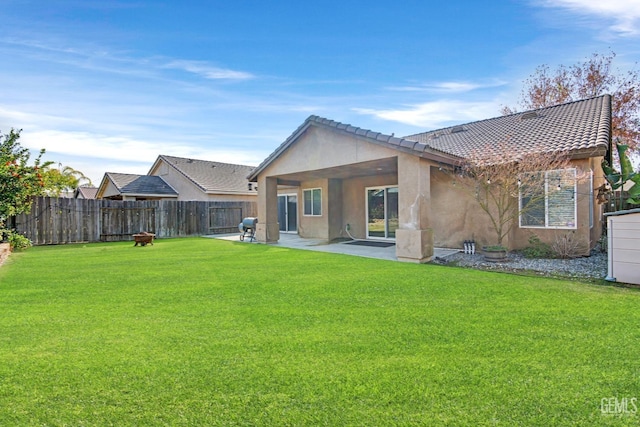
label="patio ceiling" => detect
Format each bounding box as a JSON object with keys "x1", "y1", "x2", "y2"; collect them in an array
[{"x1": 275, "y1": 157, "x2": 398, "y2": 186}]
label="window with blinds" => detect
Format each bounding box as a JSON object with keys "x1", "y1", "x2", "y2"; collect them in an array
[{"x1": 519, "y1": 169, "x2": 577, "y2": 229}]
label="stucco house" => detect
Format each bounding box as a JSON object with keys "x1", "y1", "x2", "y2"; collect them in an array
[
  {"x1": 96, "y1": 172, "x2": 179, "y2": 200},
  {"x1": 248, "y1": 95, "x2": 612, "y2": 263},
  {"x1": 148, "y1": 155, "x2": 257, "y2": 202}
]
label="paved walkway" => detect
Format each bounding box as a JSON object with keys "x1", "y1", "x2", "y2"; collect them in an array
[{"x1": 207, "y1": 233, "x2": 460, "y2": 262}]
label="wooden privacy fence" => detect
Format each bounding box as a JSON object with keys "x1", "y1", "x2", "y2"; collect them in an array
[{"x1": 13, "y1": 197, "x2": 257, "y2": 245}]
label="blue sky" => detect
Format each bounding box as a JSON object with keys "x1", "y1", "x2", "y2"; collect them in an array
[{"x1": 1, "y1": 0, "x2": 639, "y2": 184}]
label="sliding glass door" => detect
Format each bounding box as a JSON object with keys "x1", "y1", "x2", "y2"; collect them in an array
[
  {"x1": 366, "y1": 186, "x2": 398, "y2": 239},
  {"x1": 277, "y1": 194, "x2": 297, "y2": 232}
]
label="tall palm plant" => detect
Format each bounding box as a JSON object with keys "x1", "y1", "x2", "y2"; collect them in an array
[{"x1": 42, "y1": 164, "x2": 93, "y2": 196}]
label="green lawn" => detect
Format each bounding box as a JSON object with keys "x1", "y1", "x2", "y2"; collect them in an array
[{"x1": 0, "y1": 238, "x2": 639, "y2": 426}]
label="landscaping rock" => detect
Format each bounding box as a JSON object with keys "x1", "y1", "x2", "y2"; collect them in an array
[{"x1": 440, "y1": 248, "x2": 608, "y2": 281}]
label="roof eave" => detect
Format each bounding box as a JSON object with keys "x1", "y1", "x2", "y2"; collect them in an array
[
  {"x1": 120, "y1": 193, "x2": 179, "y2": 198},
  {"x1": 567, "y1": 145, "x2": 609, "y2": 160},
  {"x1": 204, "y1": 190, "x2": 258, "y2": 196}
]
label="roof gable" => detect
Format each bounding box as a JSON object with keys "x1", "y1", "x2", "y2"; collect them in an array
[
  {"x1": 247, "y1": 116, "x2": 460, "y2": 181},
  {"x1": 74, "y1": 186, "x2": 98, "y2": 199},
  {"x1": 152, "y1": 155, "x2": 256, "y2": 194}
]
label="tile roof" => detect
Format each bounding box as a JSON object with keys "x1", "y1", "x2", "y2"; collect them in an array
[
  {"x1": 403, "y1": 95, "x2": 611, "y2": 159},
  {"x1": 105, "y1": 173, "x2": 178, "y2": 196},
  {"x1": 248, "y1": 95, "x2": 611, "y2": 181},
  {"x1": 156, "y1": 155, "x2": 256, "y2": 194}
]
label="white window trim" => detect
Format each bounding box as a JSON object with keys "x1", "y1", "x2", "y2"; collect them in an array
[
  {"x1": 519, "y1": 168, "x2": 577, "y2": 230},
  {"x1": 303, "y1": 188, "x2": 322, "y2": 216}
]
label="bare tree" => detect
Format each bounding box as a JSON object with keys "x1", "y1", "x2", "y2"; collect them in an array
[
  {"x1": 503, "y1": 52, "x2": 640, "y2": 152},
  {"x1": 450, "y1": 143, "x2": 578, "y2": 248}
]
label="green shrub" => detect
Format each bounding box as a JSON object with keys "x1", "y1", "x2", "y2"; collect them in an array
[
  {"x1": 522, "y1": 234, "x2": 554, "y2": 258},
  {"x1": 7, "y1": 231, "x2": 32, "y2": 251}
]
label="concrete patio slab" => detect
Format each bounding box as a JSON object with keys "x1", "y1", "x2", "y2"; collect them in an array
[{"x1": 206, "y1": 233, "x2": 460, "y2": 262}]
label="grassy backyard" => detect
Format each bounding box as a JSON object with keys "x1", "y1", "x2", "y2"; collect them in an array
[{"x1": 0, "y1": 237, "x2": 639, "y2": 426}]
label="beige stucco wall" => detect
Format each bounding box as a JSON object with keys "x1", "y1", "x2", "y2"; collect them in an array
[
  {"x1": 297, "y1": 178, "x2": 329, "y2": 239},
  {"x1": 590, "y1": 156, "x2": 606, "y2": 247},
  {"x1": 430, "y1": 167, "x2": 497, "y2": 249},
  {"x1": 262, "y1": 127, "x2": 402, "y2": 177},
  {"x1": 150, "y1": 161, "x2": 257, "y2": 202},
  {"x1": 431, "y1": 158, "x2": 601, "y2": 255},
  {"x1": 509, "y1": 158, "x2": 597, "y2": 255}
]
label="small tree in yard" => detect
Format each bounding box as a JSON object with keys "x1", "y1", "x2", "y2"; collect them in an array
[
  {"x1": 451, "y1": 142, "x2": 577, "y2": 249},
  {"x1": 0, "y1": 129, "x2": 51, "y2": 249}
]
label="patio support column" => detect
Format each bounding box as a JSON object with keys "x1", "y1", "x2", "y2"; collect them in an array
[
  {"x1": 256, "y1": 176, "x2": 280, "y2": 243},
  {"x1": 396, "y1": 155, "x2": 433, "y2": 263}
]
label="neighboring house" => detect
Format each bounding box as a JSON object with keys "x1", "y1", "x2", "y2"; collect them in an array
[
  {"x1": 96, "y1": 172, "x2": 178, "y2": 200},
  {"x1": 148, "y1": 155, "x2": 258, "y2": 202},
  {"x1": 74, "y1": 186, "x2": 98, "y2": 199},
  {"x1": 248, "y1": 95, "x2": 612, "y2": 263}
]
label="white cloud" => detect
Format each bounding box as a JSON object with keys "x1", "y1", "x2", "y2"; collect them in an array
[
  {"x1": 354, "y1": 100, "x2": 498, "y2": 129},
  {"x1": 537, "y1": 0, "x2": 640, "y2": 36},
  {"x1": 388, "y1": 80, "x2": 506, "y2": 93},
  {"x1": 22, "y1": 130, "x2": 182, "y2": 162},
  {"x1": 1, "y1": 37, "x2": 256, "y2": 83},
  {"x1": 20, "y1": 129, "x2": 268, "y2": 165},
  {"x1": 17, "y1": 129, "x2": 269, "y2": 185},
  {"x1": 163, "y1": 60, "x2": 255, "y2": 80}
]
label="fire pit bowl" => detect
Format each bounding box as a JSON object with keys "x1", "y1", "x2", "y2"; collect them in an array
[{"x1": 133, "y1": 232, "x2": 155, "y2": 246}]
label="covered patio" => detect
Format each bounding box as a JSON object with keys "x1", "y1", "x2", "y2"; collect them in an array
[{"x1": 247, "y1": 116, "x2": 461, "y2": 263}]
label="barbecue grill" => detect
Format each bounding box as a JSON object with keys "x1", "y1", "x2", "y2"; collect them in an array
[{"x1": 239, "y1": 217, "x2": 258, "y2": 242}]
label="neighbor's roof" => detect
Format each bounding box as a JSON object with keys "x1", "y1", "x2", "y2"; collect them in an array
[
  {"x1": 101, "y1": 173, "x2": 178, "y2": 197},
  {"x1": 248, "y1": 95, "x2": 611, "y2": 181},
  {"x1": 74, "y1": 186, "x2": 98, "y2": 199},
  {"x1": 151, "y1": 155, "x2": 256, "y2": 194},
  {"x1": 404, "y1": 95, "x2": 611, "y2": 159}
]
